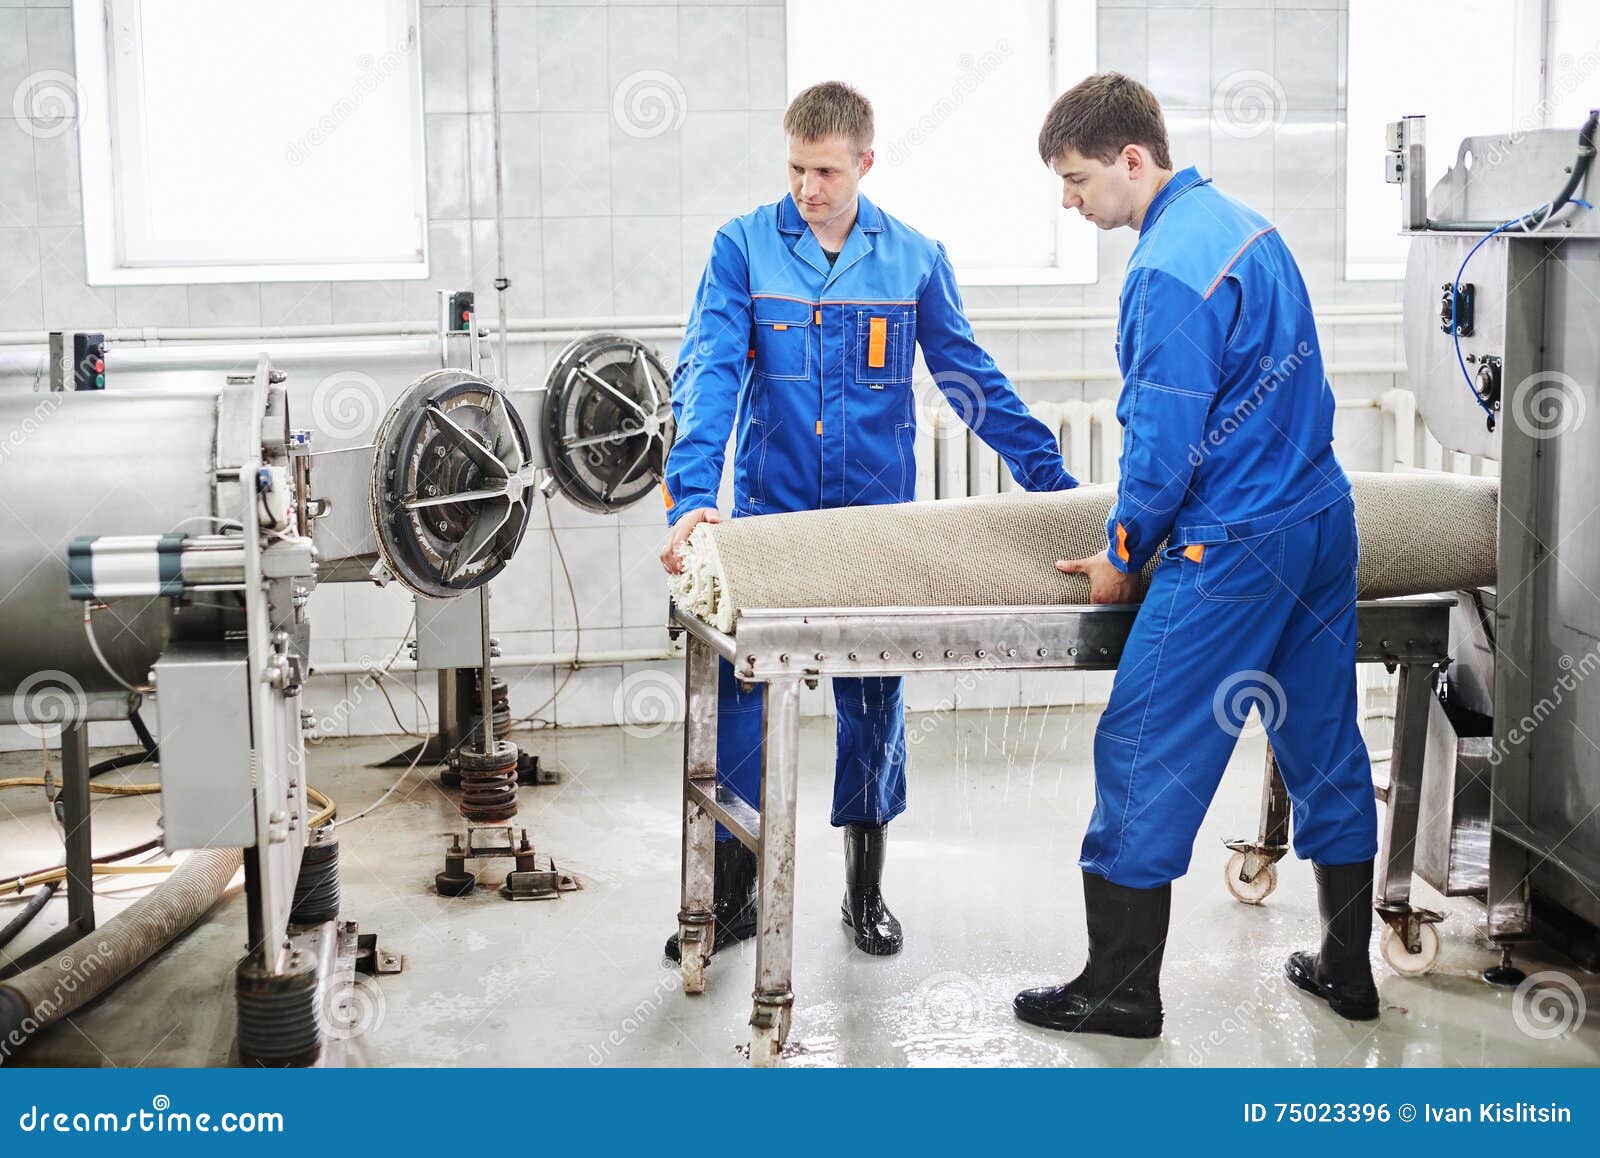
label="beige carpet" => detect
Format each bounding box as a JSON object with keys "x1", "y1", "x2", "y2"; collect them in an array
[{"x1": 669, "y1": 472, "x2": 1499, "y2": 631}]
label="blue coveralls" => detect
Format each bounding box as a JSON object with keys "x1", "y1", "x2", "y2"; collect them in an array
[
  {"x1": 1083, "y1": 167, "x2": 1379, "y2": 889},
  {"x1": 666, "y1": 192, "x2": 1076, "y2": 837}
]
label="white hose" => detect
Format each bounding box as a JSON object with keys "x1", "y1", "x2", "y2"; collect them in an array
[{"x1": 0, "y1": 848, "x2": 241, "y2": 1063}]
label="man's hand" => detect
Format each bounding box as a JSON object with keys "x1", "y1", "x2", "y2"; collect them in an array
[
  {"x1": 660, "y1": 508, "x2": 722, "y2": 575},
  {"x1": 1056, "y1": 552, "x2": 1140, "y2": 605}
]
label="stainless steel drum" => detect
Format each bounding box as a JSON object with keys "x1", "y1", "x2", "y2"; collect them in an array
[{"x1": 0, "y1": 389, "x2": 231, "y2": 706}]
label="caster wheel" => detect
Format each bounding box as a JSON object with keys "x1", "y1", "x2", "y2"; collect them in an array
[
  {"x1": 435, "y1": 870, "x2": 476, "y2": 897},
  {"x1": 1223, "y1": 850, "x2": 1278, "y2": 905},
  {"x1": 1380, "y1": 921, "x2": 1440, "y2": 976},
  {"x1": 678, "y1": 929, "x2": 710, "y2": 995},
  {"x1": 748, "y1": 1021, "x2": 783, "y2": 1067}
]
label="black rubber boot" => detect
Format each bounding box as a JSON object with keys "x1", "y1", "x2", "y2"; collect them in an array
[
  {"x1": 1285, "y1": 859, "x2": 1380, "y2": 1020},
  {"x1": 664, "y1": 839, "x2": 758, "y2": 963},
  {"x1": 841, "y1": 822, "x2": 903, "y2": 956},
  {"x1": 1013, "y1": 871, "x2": 1170, "y2": 1038}
]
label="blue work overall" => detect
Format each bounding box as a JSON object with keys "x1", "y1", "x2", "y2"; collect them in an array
[
  {"x1": 1082, "y1": 168, "x2": 1378, "y2": 888},
  {"x1": 666, "y1": 192, "x2": 1076, "y2": 836}
]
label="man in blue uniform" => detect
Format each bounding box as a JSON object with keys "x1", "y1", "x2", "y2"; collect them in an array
[
  {"x1": 1013, "y1": 73, "x2": 1380, "y2": 1037},
  {"x1": 660, "y1": 81, "x2": 1076, "y2": 961}
]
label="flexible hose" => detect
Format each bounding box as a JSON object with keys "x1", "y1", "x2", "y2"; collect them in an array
[
  {"x1": 0, "y1": 847, "x2": 242, "y2": 1063},
  {"x1": 0, "y1": 883, "x2": 57, "y2": 953},
  {"x1": 2, "y1": 786, "x2": 335, "y2": 895}
]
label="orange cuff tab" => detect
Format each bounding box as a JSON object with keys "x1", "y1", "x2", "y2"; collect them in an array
[
  {"x1": 660, "y1": 483, "x2": 675, "y2": 511},
  {"x1": 1183, "y1": 543, "x2": 1204, "y2": 563},
  {"x1": 1115, "y1": 522, "x2": 1131, "y2": 563},
  {"x1": 867, "y1": 316, "x2": 887, "y2": 368}
]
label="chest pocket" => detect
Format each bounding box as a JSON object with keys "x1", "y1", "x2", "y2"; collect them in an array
[
  {"x1": 850, "y1": 306, "x2": 916, "y2": 385},
  {"x1": 751, "y1": 297, "x2": 813, "y2": 381}
]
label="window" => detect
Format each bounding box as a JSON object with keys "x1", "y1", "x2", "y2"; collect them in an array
[
  {"x1": 76, "y1": 0, "x2": 428, "y2": 284},
  {"x1": 786, "y1": 0, "x2": 1097, "y2": 285},
  {"x1": 1344, "y1": 0, "x2": 1534, "y2": 280}
]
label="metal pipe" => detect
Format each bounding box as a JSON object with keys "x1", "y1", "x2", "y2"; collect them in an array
[
  {"x1": 0, "y1": 304, "x2": 1404, "y2": 349},
  {"x1": 478, "y1": 587, "x2": 495, "y2": 744},
  {"x1": 489, "y1": 0, "x2": 512, "y2": 385},
  {"x1": 309, "y1": 645, "x2": 678, "y2": 677}
]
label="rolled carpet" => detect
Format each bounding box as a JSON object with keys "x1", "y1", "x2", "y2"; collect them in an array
[{"x1": 668, "y1": 472, "x2": 1498, "y2": 632}]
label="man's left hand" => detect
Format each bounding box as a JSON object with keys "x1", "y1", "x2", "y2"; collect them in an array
[{"x1": 1056, "y1": 552, "x2": 1140, "y2": 605}]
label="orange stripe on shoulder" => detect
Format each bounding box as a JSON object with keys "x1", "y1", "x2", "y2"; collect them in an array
[{"x1": 1203, "y1": 225, "x2": 1277, "y2": 300}]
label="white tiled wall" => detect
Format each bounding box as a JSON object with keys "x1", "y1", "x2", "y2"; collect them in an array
[{"x1": 3, "y1": 1, "x2": 1425, "y2": 748}]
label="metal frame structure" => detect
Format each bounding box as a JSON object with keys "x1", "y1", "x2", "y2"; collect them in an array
[{"x1": 670, "y1": 596, "x2": 1453, "y2": 1065}]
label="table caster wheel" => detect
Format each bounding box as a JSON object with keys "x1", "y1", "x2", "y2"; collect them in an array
[
  {"x1": 1223, "y1": 850, "x2": 1277, "y2": 905},
  {"x1": 748, "y1": 1020, "x2": 783, "y2": 1067},
  {"x1": 678, "y1": 926, "x2": 711, "y2": 995},
  {"x1": 435, "y1": 869, "x2": 476, "y2": 897},
  {"x1": 1380, "y1": 921, "x2": 1440, "y2": 976}
]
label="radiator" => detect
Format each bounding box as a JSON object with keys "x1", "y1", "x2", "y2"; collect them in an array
[
  {"x1": 917, "y1": 396, "x2": 1124, "y2": 499},
  {"x1": 916, "y1": 386, "x2": 1498, "y2": 501}
]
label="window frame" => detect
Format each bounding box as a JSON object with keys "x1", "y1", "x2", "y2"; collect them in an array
[{"x1": 74, "y1": 0, "x2": 430, "y2": 286}]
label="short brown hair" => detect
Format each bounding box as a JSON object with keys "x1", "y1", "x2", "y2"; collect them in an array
[
  {"x1": 784, "y1": 81, "x2": 874, "y2": 154},
  {"x1": 1037, "y1": 71, "x2": 1172, "y2": 170}
]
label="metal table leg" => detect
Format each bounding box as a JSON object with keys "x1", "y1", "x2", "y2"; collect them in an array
[
  {"x1": 1375, "y1": 660, "x2": 1443, "y2": 968},
  {"x1": 676, "y1": 634, "x2": 719, "y2": 994},
  {"x1": 749, "y1": 677, "x2": 800, "y2": 1067},
  {"x1": 0, "y1": 722, "x2": 97, "y2": 978},
  {"x1": 1222, "y1": 743, "x2": 1291, "y2": 904}
]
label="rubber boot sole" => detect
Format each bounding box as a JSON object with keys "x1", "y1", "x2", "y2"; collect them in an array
[
  {"x1": 1011, "y1": 993, "x2": 1162, "y2": 1039},
  {"x1": 1285, "y1": 951, "x2": 1380, "y2": 1021}
]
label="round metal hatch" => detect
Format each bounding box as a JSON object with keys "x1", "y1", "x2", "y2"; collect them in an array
[
  {"x1": 541, "y1": 334, "x2": 673, "y2": 513},
  {"x1": 370, "y1": 370, "x2": 536, "y2": 598}
]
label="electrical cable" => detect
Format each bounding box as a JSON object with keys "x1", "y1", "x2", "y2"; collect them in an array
[
  {"x1": 82, "y1": 603, "x2": 152, "y2": 694},
  {"x1": 512, "y1": 500, "x2": 581, "y2": 725}
]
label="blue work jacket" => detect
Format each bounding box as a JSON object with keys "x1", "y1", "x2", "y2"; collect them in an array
[
  {"x1": 665, "y1": 192, "x2": 1075, "y2": 523},
  {"x1": 1106, "y1": 167, "x2": 1350, "y2": 572}
]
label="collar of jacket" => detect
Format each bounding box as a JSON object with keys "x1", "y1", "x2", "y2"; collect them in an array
[
  {"x1": 777, "y1": 192, "x2": 886, "y2": 284},
  {"x1": 1138, "y1": 165, "x2": 1208, "y2": 234},
  {"x1": 776, "y1": 191, "x2": 886, "y2": 235}
]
